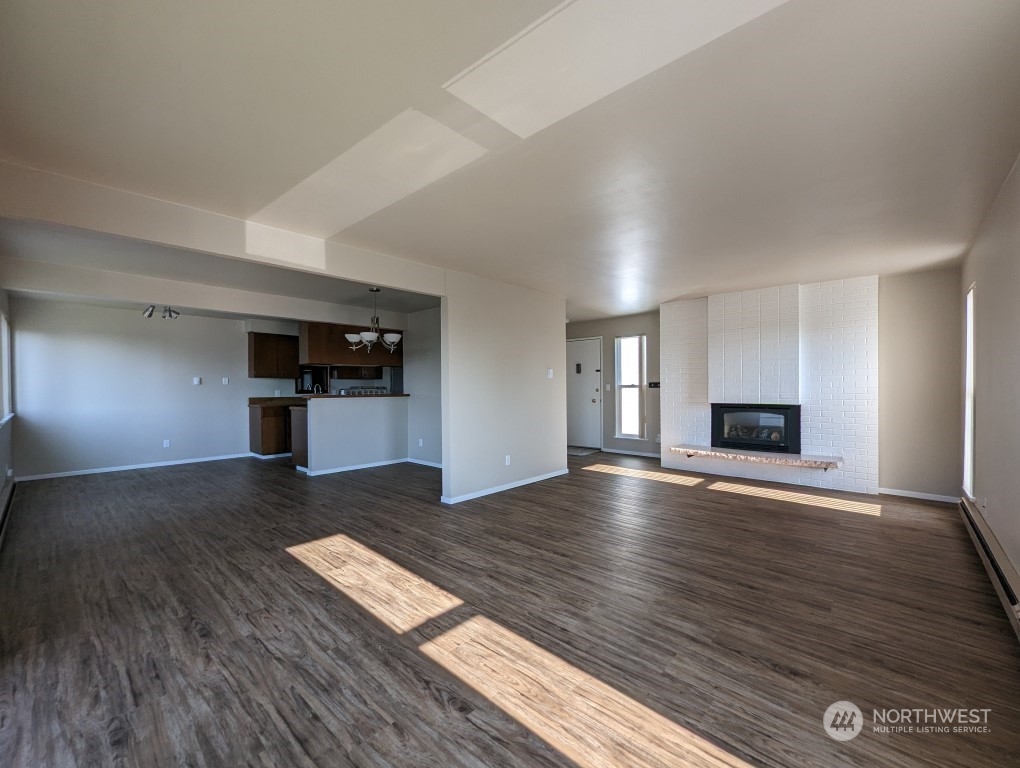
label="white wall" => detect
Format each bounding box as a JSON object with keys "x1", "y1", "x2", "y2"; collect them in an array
[
  {"x1": 708, "y1": 285, "x2": 800, "y2": 404},
  {"x1": 661, "y1": 277, "x2": 879, "y2": 493},
  {"x1": 565, "y1": 311, "x2": 660, "y2": 455},
  {"x1": 962, "y1": 153, "x2": 1020, "y2": 572},
  {"x1": 11, "y1": 297, "x2": 295, "y2": 478},
  {"x1": 879, "y1": 267, "x2": 963, "y2": 499},
  {"x1": 405, "y1": 307, "x2": 442, "y2": 466},
  {"x1": 442, "y1": 272, "x2": 567, "y2": 503}
]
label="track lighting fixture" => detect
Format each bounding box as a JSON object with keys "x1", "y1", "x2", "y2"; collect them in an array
[{"x1": 144, "y1": 305, "x2": 179, "y2": 319}]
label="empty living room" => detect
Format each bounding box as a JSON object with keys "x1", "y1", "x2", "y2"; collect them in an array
[{"x1": 2, "y1": 1, "x2": 1020, "y2": 766}]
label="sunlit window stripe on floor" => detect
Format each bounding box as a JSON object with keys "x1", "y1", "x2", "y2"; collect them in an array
[
  {"x1": 583, "y1": 463, "x2": 705, "y2": 486},
  {"x1": 286, "y1": 534, "x2": 462, "y2": 633},
  {"x1": 707, "y1": 481, "x2": 882, "y2": 516},
  {"x1": 420, "y1": 615, "x2": 753, "y2": 768}
]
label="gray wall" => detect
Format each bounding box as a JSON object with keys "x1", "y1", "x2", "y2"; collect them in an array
[
  {"x1": 963, "y1": 154, "x2": 1020, "y2": 573},
  {"x1": 405, "y1": 307, "x2": 441, "y2": 466},
  {"x1": 441, "y1": 271, "x2": 567, "y2": 502},
  {"x1": 878, "y1": 267, "x2": 963, "y2": 498},
  {"x1": 11, "y1": 297, "x2": 295, "y2": 478},
  {"x1": 566, "y1": 311, "x2": 660, "y2": 456}
]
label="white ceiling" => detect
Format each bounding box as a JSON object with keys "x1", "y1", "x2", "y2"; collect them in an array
[{"x1": 2, "y1": 0, "x2": 1020, "y2": 320}]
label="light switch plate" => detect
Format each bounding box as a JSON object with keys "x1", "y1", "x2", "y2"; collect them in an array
[{"x1": 192, "y1": 377, "x2": 202, "y2": 385}]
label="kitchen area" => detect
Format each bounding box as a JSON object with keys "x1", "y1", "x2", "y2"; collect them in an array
[{"x1": 247, "y1": 317, "x2": 413, "y2": 475}]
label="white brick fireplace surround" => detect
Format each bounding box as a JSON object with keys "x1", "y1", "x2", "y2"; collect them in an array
[{"x1": 660, "y1": 276, "x2": 879, "y2": 494}]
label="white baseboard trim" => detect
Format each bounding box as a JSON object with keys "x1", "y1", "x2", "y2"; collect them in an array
[
  {"x1": 16, "y1": 453, "x2": 255, "y2": 482},
  {"x1": 601, "y1": 448, "x2": 662, "y2": 459},
  {"x1": 252, "y1": 452, "x2": 293, "y2": 460},
  {"x1": 406, "y1": 458, "x2": 443, "y2": 469},
  {"x1": 302, "y1": 458, "x2": 407, "y2": 477},
  {"x1": 441, "y1": 468, "x2": 568, "y2": 505},
  {"x1": 878, "y1": 487, "x2": 960, "y2": 504}
]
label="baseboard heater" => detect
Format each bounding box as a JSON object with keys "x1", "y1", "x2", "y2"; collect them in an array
[
  {"x1": 959, "y1": 497, "x2": 1020, "y2": 643},
  {"x1": 0, "y1": 479, "x2": 16, "y2": 554}
]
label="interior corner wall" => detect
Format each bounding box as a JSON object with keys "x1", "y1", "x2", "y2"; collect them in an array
[
  {"x1": 565, "y1": 311, "x2": 660, "y2": 455},
  {"x1": 441, "y1": 272, "x2": 567, "y2": 503},
  {"x1": 405, "y1": 306, "x2": 442, "y2": 465},
  {"x1": 878, "y1": 267, "x2": 963, "y2": 499},
  {"x1": 963, "y1": 153, "x2": 1020, "y2": 573},
  {"x1": 10, "y1": 297, "x2": 295, "y2": 478}
]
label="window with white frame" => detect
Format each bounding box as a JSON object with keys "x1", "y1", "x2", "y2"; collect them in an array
[
  {"x1": 0, "y1": 313, "x2": 9, "y2": 418},
  {"x1": 963, "y1": 285, "x2": 975, "y2": 498},
  {"x1": 615, "y1": 335, "x2": 646, "y2": 438}
]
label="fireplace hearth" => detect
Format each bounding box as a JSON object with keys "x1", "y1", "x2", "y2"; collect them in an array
[{"x1": 711, "y1": 403, "x2": 801, "y2": 454}]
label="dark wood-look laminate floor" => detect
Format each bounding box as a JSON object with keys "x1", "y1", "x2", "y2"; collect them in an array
[{"x1": 1, "y1": 454, "x2": 1019, "y2": 767}]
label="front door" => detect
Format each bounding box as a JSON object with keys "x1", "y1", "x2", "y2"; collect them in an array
[{"x1": 567, "y1": 338, "x2": 602, "y2": 448}]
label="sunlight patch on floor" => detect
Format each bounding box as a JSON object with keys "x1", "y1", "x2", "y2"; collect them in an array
[
  {"x1": 707, "y1": 481, "x2": 882, "y2": 516},
  {"x1": 583, "y1": 463, "x2": 704, "y2": 486},
  {"x1": 286, "y1": 534, "x2": 462, "y2": 633},
  {"x1": 420, "y1": 615, "x2": 752, "y2": 768}
]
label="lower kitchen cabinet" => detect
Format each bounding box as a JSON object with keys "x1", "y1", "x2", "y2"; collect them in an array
[
  {"x1": 248, "y1": 404, "x2": 292, "y2": 455},
  {"x1": 289, "y1": 406, "x2": 308, "y2": 468}
]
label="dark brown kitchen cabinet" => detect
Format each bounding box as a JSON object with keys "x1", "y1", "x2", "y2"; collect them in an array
[
  {"x1": 299, "y1": 321, "x2": 403, "y2": 366},
  {"x1": 248, "y1": 333, "x2": 299, "y2": 378},
  {"x1": 298, "y1": 322, "x2": 347, "y2": 365},
  {"x1": 331, "y1": 365, "x2": 383, "y2": 380},
  {"x1": 248, "y1": 404, "x2": 292, "y2": 455},
  {"x1": 289, "y1": 406, "x2": 308, "y2": 468}
]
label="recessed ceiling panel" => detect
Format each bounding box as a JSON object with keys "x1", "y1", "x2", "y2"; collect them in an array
[
  {"x1": 250, "y1": 109, "x2": 487, "y2": 237},
  {"x1": 443, "y1": 0, "x2": 790, "y2": 138}
]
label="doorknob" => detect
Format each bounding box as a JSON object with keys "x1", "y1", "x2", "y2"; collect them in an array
[{"x1": 592, "y1": 398, "x2": 597, "y2": 403}]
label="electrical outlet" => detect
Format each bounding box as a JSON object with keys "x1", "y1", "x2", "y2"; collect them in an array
[
  {"x1": 655, "y1": 433, "x2": 661, "y2": 443},
  {"x1": 547, "y1": 368, "x2": 554, "y2": 379},
  {"x1": 192, "y1": 377, "x2": 202, "y2": 386},
  {"x1": 163, "y1": 439, "x2": 171, "y2": 448},
  {"x1": 418, "y1": 438, "x2": 423, "y2": 447},
  {"x1": 505, "y1": 454, "x2": 511, "y2": 467},
  {"x1": 274, "y1": 389, "x2": 281, "y2": 397},
  {"x1": 980, "y1": 497, "x2": 988, "y2": 509},
  {"x1": 222, "y1": 377, "x2": 229, "y2": 385}
]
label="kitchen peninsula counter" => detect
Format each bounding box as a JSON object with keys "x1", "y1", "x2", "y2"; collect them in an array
[
  {"x1": 300, "y1": 393, "x2": 410, "y2": 399},
  {"x1": 287, "y1": 395, "x2": 409, "y2": 475}
]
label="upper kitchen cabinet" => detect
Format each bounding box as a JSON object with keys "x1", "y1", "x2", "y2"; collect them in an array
[
  {"x1": 298, "y1": 322, "x2": 346, "y2": 365},
  {"x1": 248, "y1": 333, "x2": 299, "y2": 378},
  {"x1": 299, "y1": 322, "x2": 404, "y2": 366}
]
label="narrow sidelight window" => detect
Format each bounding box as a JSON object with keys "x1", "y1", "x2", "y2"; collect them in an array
[
  {"x1": 615, "y1": 335, "x2": 646, "y2": 438},
  {"x1": 963, "y1": 285, "x2": 975, "y2": 498}
]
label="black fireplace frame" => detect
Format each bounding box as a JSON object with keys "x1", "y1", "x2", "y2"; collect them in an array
[{"x1": 711, "y1": 403, "x2": 801, "y2": 454}]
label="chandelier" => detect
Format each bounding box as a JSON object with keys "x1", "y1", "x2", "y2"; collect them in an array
[{"x1": 345, "y1": 287, "x2": 401, "y2": 353}]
